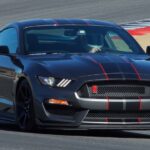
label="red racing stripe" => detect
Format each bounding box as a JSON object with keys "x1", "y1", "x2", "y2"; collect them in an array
[
  {"x1": 137, "y1": 117, "x2": 142, "y2": 124},
  {"x1": 129, "y1": 63, "x2": 142, "y2": 80},
  {"x1": 105, "y1": 117, "x2": 109, "y2": 123},
  {"x1": 123, "y1": 58, "x2": 142, "y2": 80},
  {"x1": 98, "y1": 64, "x2": 109, "y2": 80},
  {"x1": 85, "y1": 56, "x2": 110, "y2": 112},
  {"x1": 86, "y1": 56, "x2": 109, "y2": 80},
  {"x1": 106, "y1": 96, "x2": 110, "y2": 111},
  {"x1": 137, "y1": 97, "x2": 142, "y2": 123}
]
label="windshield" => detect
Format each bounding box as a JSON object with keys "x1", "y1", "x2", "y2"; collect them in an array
[{"x1": 24, "y1": 26, "x2": 144, "y2": 54}]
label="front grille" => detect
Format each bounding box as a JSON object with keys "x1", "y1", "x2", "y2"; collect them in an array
[
  {"x1": 89, "y1": 85, "x2": 145, "y2": 97},
  {"x1": 77, "y1": 81, "x2": 150, "y2": 98},
  {"x1": 84, "y1": 111, "x2": 150, "y2": 122}
]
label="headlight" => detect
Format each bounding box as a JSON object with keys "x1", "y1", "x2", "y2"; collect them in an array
[
  {"x1": 38, "y1": 76, "x2": 55, "y2": 86},
  {"x1": 38, "y1": 76, "x2": 72, "y2": 87}
]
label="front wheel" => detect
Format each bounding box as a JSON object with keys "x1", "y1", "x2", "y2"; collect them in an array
[{"x1": 16, "y1": 79, "x2": 36, "y2": 131}]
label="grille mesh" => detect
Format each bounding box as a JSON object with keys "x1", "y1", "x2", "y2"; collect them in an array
[
  {"x1": 84, "y1": 111, "x2": 150, "y2": 122},
  {"x1": 78, "y1": 81, "x2": 150, "y2": 98},
  {"x1": 86, "y1": 111, "x2": 150, "y2": 118},
  {"x1": 89, "y1": 85, "x2": 145, "y2": 97}
]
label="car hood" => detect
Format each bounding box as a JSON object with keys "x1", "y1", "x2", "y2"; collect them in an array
[{"x1": 29, "y1": 53, "x2": 150, "y2": 80}]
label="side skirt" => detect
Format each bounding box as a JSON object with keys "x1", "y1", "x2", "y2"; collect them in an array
[{"x1": 0, "y1": 112, "x2": 16, "y2": 124}]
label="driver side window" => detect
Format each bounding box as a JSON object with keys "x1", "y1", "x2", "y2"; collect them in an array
[{"x1": 0, "y1": 28, "x2": 18, "y2": 54}]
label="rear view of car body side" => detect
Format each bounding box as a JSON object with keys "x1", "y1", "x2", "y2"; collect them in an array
[{"x1": 0, "y1": 19, "x2": 150, "y2": 131}]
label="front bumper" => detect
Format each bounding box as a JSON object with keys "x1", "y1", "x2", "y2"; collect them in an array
[
  {"x1": 31, "y1": 75, "x2": 150, "y2": 129},
  {"x1": 34, "y1": 91, "x2": 150, "y2": 130}
]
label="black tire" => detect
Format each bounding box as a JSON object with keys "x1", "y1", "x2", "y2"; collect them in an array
[{"x1": 16, "y1": 79, "x2": 36, "y2": 131}]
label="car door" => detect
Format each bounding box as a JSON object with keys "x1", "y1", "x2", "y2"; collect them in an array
[{"x1": 0, "y1": 28, "x2": 18, "y2": 117}]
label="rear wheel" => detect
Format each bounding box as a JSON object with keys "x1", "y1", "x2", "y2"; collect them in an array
[{"x1": 16, "y1": 79, "x2": 36, "y2": 131}]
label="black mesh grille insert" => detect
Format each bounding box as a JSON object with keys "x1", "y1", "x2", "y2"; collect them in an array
[
  {"x1": 89, "y1": 85, "x2": 145, "y2": 97},
  {"x1": 78, "y1": 81, "x2": 150, "y2": 98},
  {"x1": 84, "y1": 111, "x2": 150, "y2": 122},
  {"x1": 87, "y1": 111, "x2": 150, "y2": 118}
]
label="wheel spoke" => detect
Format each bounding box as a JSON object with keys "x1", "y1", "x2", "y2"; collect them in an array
[
  {"x1": 19, "y1": 88, "x2": 25, "y2": 99},
  {"x1": 18, "y1": 110, "x2": 30, "y2": 127},
  {"x1": 24, "y1": 84, "x2": 31, "y2": 97},
  {"x1": 19, "y1": 112, "x2": 25, "y2": 121},
  {"x1": 22, "y1": 114, "x2": 28, "y2": 126},
  {"x1": 24, "y1": 88, "x2": 28, "y2": 97},
  {"x1": 16, "y1": 80, "x2": 35, "y2": 130},
  {"x1": 18, "y1": 112, "x2": 25, "y2": 126}
]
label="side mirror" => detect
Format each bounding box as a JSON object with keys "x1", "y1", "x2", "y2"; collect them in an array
[
  {"x1": 0, "y1": 46, "x2": 9, "y2": 55},
  {"x1": 146, "y1": 46, "x2": 150, "y2": 54}
]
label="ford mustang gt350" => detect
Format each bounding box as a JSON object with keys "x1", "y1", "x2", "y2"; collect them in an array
[{"x1": 0, "y1": 19, "x2": 150, "y2": 131}]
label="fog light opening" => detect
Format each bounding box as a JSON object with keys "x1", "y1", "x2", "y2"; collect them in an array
[{"x1": 47, "y1": 99, "x2": 69, "y2": 106}]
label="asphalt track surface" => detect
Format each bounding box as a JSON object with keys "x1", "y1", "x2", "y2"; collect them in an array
[
  {"x1": 1, "y1": 0, "x2": 150, "y2": 26},
  {"x1": 1, "y1": 0, "x2": 150, "y2": 150}
]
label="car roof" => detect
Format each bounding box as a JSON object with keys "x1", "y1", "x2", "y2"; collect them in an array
[{"x1": 2, "y1": 18, "x2": 121, "y2": 30}]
